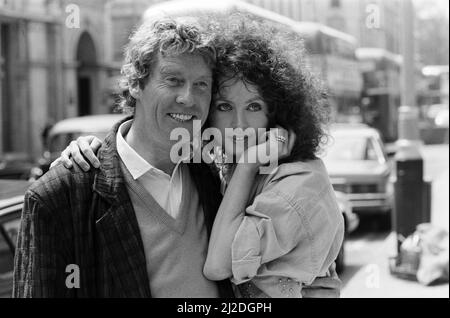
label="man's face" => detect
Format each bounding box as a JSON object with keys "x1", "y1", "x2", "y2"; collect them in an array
[{"x1": 133, "y1": 53, "x2": 213, "y2": 147}]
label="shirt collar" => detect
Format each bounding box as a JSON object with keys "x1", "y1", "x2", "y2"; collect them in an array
[
  {"x1": 116, "y1": 119, "x2": 196, "y2": 180},
  {"x1": 116, "y1": 120, "x2": 152, "y2": 180}
]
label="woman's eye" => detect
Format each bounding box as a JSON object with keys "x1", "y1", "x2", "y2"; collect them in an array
[
  {"x1": 216, "y1": 103, "x2": 232, "y2": 111},
  {"x1": 248, "y1": 103, "x2": 262, "y2": 111}
]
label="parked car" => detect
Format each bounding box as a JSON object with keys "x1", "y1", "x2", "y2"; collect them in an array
[
  {"x1": 322, "y1": 124, "x2": 394, "y2": 215},
  {"x1": 425, "y1": 103, "x2": 448, "y2": 125},
  {"x1": 0, "y1": 153, "x2": 35, "y2": 181},
  {"x1": 434, "y1": 109, "x2": 449, "y2": 128},
  {"x1": 31, "y1": 114, "x2": 128, "y2": 180},
  {"x1": 0, "y1": 179, "x2": 30, "y2": 297}
]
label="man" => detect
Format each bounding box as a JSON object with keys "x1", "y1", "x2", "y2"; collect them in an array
[{"x1": 13, "y1": 17, "x2": 340, "y2": 297}]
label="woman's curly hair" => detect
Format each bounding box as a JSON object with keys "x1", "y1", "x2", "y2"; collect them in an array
[
  {"x1": 208, "y1": 15, "x2": 330, "y2": 160},
  {"x1": 118, "y1": 17, "x2": 216, "y2": 113}
]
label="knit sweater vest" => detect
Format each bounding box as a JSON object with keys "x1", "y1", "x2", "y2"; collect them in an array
[{"x1": 121, "y1": 161, "x2": 220, "y2": 297}]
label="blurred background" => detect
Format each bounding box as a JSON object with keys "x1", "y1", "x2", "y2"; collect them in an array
[{"x1": 0, "y1": 0, "x2": 448, "y2": 298}]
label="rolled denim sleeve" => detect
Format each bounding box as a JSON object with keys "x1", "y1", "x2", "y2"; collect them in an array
[
  {"x1": 230, "y1": 216, "x2": 261, "y2": 284},
  {"x1": 230, "y1": 191, "x2": 303, "y2": 285}
]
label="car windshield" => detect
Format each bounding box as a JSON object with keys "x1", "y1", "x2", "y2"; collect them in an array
[
  {"x1": 49, "y1": 132, "x2": 108, "y2": 153},
  {"x1": 325, "y1": 135, "x2": 380, "y2": 161}
]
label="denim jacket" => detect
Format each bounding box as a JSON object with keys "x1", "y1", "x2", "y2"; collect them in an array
[{"x1": 230, "y1": 159, "x2": 345, "y2": 298}]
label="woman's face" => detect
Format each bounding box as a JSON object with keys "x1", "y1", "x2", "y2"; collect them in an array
[{"x1": 209, "y1": 77, "x2": 269, "y2": 159}]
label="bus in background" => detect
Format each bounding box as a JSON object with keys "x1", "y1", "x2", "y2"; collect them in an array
[
  {"x1": 419, "y1": 65, "x2": 449, "y2": 107},
  {"x1": 356, "y1": 48, "x2": 402, "y2": 143},
  {"x1": 418, "y1": 65, "x2": 449, "y2": 143},
  {"x1": 293, "y1": 22, "x2": 363, "y2": 124},
  {"x1": 143, "y1": 1, "x2": 364, "y2": 124},
  {"x1": 418, "y1": 65, "x2": 449, "y2": 125}
]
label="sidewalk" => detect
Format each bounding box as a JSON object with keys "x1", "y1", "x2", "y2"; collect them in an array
[
  {"x1": 431, "y1": 168, "x2": 449, "y2": 231},
  {"x1": 342, "y1": 145, "x2": 449, "y2": 298},
  {"x1": 341, "y1": 233, "x2": 449, "y2": 298}
]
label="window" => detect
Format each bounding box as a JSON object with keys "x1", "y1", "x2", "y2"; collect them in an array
[{"x1": 365, "y1": 138, "x2": 378, "y2": 161}]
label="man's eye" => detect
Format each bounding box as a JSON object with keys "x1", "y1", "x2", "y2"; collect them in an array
[
  {"x1": 196, "y1": 81, "x2": 210, "y2": 89},
  {"x1": 166, "y1": 77, "x2": 181, "y2": 85},
  {"x1": 216, "y1": 103, "x2": 232, "y2": 111},
  {"x1": 248, "y1": 103, "x2": 262, "y2": 111}
]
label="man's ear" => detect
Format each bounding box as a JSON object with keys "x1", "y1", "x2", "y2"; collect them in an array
[{"x1": 129, "y1": 85, "x2": 141, "y2": 100}]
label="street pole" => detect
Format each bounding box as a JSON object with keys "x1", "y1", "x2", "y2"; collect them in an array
[
  {"x1": 400, "y1": 0, "x2": 416, "y2": 108},
  {"x1": 393, "y1": 0, "x2": 429, "y2": 256}
]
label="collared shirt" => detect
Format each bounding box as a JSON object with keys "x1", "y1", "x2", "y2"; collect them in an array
[{"x1": 116, "y1": 119, "x2": 186, "y2": 219}]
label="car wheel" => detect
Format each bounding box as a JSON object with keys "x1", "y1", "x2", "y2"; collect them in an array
[
  {"x1": 335, "y1": 241, "x2": 345, "y2": 274},
  {"x1": 335, "y1": 214, "x2": 347, "y2": 274}
]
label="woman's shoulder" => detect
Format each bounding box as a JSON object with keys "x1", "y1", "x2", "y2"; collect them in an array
[
  {"x1": 277, "y1": 158, "x2": 328, "y2": 175},
  {"x1": 248, "y1": 158, "x2": 342, "y2": 236},
  {"x1": 261, "y1": 159, "x2": 331, "y2": 190},
  {"x1": 250, "y1": 159, "x2": 334, "y2": 210}
]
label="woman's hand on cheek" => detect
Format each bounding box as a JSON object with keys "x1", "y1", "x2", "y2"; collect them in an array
[{"x1": 238, "y1": 126, "x2": 296, "y2": 172}]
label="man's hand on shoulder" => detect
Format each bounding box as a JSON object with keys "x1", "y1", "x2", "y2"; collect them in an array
[{"x1": 50, "y1": 136, "x2": 102, "y2": 171}]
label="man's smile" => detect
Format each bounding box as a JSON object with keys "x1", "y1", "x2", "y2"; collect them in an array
[{"x1": 168, "y1": 113, "x2": 196, "y2": 123}]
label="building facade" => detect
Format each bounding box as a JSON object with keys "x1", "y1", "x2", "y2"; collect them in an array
[
  {"x1": 1, "y1": 0, "x2": 112, "y2": 160},
  {"x1": 0, "y1": 0, "x2": 405, "y2": 161},
  {"x1": 244, "y1": 0, "x2": 402, "y2": 54}
]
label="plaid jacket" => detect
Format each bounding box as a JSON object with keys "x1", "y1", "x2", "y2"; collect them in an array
[{"x1": 13, "y1": 117, "x2": 234, "y2": 298}]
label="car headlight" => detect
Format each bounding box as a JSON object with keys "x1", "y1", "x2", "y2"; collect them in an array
[
  {"x1": 386, "y1": 180, "x2": 394, "y2": 196},
  {"x1": 29, "y1": 167, "x2": 44, "y2": 180},
  {"x1": 334, "y1": 191, "x2": 351, "y2": 214}
]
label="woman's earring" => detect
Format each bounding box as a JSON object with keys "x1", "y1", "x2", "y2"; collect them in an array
[
  {"x1": 213, "y1": 146, "x2": 229, "y2": 172},
  {"x1": 213, "y1": 146, "x2": 223, "y2": 164}
]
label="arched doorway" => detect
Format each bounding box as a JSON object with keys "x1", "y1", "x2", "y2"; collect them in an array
[{"x1": 76, "y1": 32, "x2": 97, "y2": 116}]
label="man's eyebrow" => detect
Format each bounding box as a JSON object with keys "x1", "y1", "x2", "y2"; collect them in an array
[
  {"x1": 159, "y1": 67, "x2": 211, "y2": 81},
  {"x1": 159, "y1": 66, "x2": 181, "y2": 75}
]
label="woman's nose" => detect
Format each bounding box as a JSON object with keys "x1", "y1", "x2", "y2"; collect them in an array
[{"x1": 231, "y1": 112, "x2": 248, "y2": 129}]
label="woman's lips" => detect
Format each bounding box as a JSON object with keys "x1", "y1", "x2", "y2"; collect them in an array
[{"x1": 230, "y1": 135, "x2": 249, "y2": 143}]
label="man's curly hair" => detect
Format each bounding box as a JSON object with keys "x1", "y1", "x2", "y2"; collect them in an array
[
  {"x1": 118, "y1": 17, "x2": 216, "y2": 112},
  {"x1": 208, "y1": 15, "x2": 330, "y2": 160}
]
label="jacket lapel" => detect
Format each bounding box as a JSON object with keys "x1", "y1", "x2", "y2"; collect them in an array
[
  {"x1": 93, "y1": 117, "x2": 151, "y2": 298},
  {"x1": 95, "y1": 204, "x2": 151, "y2": 297}
]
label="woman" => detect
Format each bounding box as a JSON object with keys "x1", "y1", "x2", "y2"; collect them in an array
[{"x1": 53, "y1": 16, "x2": 344, "y2": 298}]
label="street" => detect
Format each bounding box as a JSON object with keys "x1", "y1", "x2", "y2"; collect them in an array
[{"x1": 341, "y1": 144, "x2": 449, "y2": 298}]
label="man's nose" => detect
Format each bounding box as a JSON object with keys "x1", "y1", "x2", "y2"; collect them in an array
[{"x1": 176, "y1": 85, "x2": 195, "y2": 107}]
